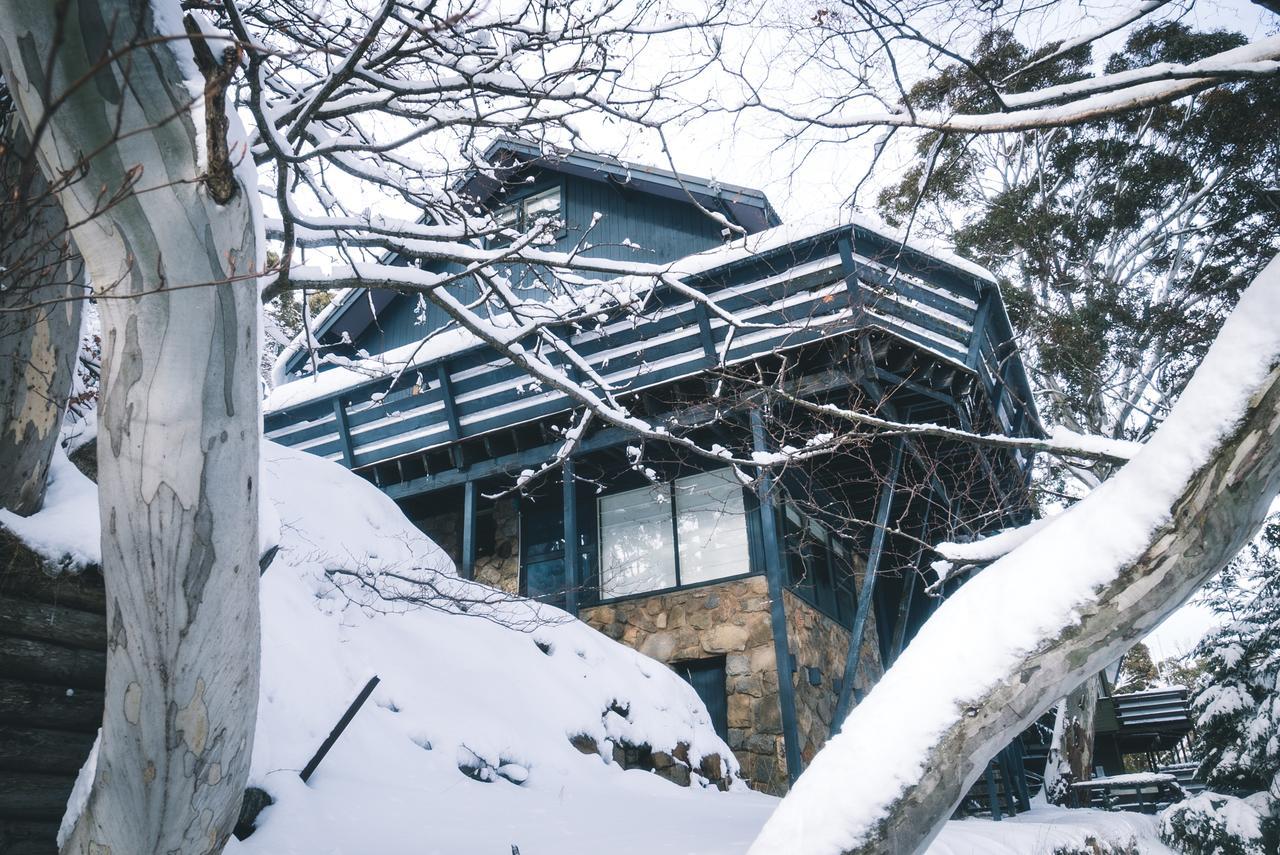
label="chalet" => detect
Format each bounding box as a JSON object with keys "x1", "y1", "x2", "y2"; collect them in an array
[{"x1": 264, "y1": 140, "x2": 1039, "y2": 795}]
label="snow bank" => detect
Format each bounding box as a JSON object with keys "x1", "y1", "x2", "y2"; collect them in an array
[
  {"x1": 0, "y1": 446, "x2": 100, "y2": 568},
  {"x1": 230, "y1": 442, "x2": 750, "y2": 853},
  {"x1": 10, "y1": 433, "x2": 1191, "y2": 853}
]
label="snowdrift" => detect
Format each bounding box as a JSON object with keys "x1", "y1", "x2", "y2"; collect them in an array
[
  {"x1": 232, "y1": 442, "x2": 754, "y2": 853},
  {"x1": 2, "y1": 438, "x2": 1184, "y2": 854}
]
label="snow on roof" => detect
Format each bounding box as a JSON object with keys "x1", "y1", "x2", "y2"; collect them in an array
[
  {"x1": 668, "y1": 214, "x2": 997, "y2": 285},
  {"x1": 266, "y1": 215, "x2": 998, "y2": 415}
]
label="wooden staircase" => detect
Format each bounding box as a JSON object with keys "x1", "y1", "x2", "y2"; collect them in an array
[
  {"x1": 957, "y1": 710, "x2": 1056, "y2": 820},
  {"x1": 0, "y1": 529, "x2": 106, "y2": 855}
]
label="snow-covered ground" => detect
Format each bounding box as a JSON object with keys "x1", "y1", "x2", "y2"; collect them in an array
[{"x1": 6, "y1": 438, "x2": 1176, "y2": 854}]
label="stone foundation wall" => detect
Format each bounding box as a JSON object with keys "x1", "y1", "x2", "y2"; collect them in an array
[
  {"x1": 580, "y1": 576, "x2": 792, "y2": 795},
  {"x1": 473, "y1": 497, "x2": 519, "y2": 594},
  {"x1": 409, "y1": 497, "x2": 519, "y2": 593},
  {"x1": 783, "y1": 591, "x2": 883, "y2": 766}
]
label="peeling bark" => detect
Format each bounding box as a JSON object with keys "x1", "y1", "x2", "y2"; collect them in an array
[
  {"x1": 0, "y1": 126, "x2": 83, "y2": 515},
  {"x1": 0, "y1": 2, "x2": 261, "y2": 853},
  {"x1": 749, "y1": 254, "x2": 1280, "y2": 855},
  {"x1": 1043, "y1": 675, "x2": 1101, "y2": 803}
]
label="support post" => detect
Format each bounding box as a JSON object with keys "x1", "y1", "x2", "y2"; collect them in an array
[
  {"x1": 750, "y1": 408, "x2": 803, "y2": 786},
  {"x1": 832, "y1": 437, "x2": 905, "y2": 734},
  {"x1": 300, "y1": 675, "x2": 381, "y2": 783},
  {"x1": 437, "y1": 362, "x2": 466, "y2": 470},
  {"x1": 332, "y1": 398, "x2": 355, "y2": 468},
  {"x1": 890, "y1": 502, "x2": 932, "y2": 663},
  {"x1": 562, "y1": 456, "x2": 580, "y2": 617},
  {"x1": 461, "y1": 480, "x2": 478, "y2": 581},
  {"x1": 966, "y1": 287, "x2": 995, "y2": 370},
  {"x1": 836, "y1": 230, "x2": 865, "y2": 313}
]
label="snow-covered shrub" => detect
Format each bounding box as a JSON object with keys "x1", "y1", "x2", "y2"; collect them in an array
[
  {"x1": 1191, "y1": 535, "x2": 1280, "y2": 795},
  {"x1": 1158, "y1": 791, "x2": 1271, "y2": 855}
]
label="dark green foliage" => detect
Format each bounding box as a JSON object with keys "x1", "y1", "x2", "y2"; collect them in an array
[
  {"x1": 1115, "y1": 642, "x2": 1159, "y2": 694},
  {"x1": 877, "y1": 24, "x2": 1280, "y2": 498},
  {"x1": 1190, "y1": 524, "x2": 1280, "y2": 796}
]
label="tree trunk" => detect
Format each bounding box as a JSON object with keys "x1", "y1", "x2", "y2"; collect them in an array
[
  {"x1": 0, "y1": 126, "x2": 83, "y2": 515},
  {"x1": 748, "y1": 253, "x2": 1280, "y2": 855},
  {"x1": 1042, "y1": 674, "x2": 1101, "y2": 804},
  {"x1": 0, "y1": 2, "x2": 262, "y2": 853}
]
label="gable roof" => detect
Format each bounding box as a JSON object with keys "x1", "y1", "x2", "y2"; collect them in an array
[
  {"x1": 275, "y1": 144, "x2": 783, "y2": 380},
  {"x1": 461, "y1": 138, "x2": 783, "y2": 234}
]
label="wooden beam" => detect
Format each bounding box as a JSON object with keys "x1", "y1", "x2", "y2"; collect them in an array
[
  {"x1": 694, "y1": 302, "x2": 717, "y2": 367},
  {"x1": 436, "y1": 362, "x2": 466, "y2": 470},
  {"x1": 889, "y1": 502, "x2": 931, "y2": 664},
  {"x1": 966, "y1": 288, "x2": 995, "y2": 370},
  {"x1": 562, "y1": 456, "x2": 580, "y2": 617},
  {"x1": 749, "y1": 408, "x2": 803, "y2": 786},
  {"x1": 332, "y1": 398, "x2": 355, "y2": 468},
  {"x1": 836, "y1": 231, "x2": 865, "y2": 313},
  {"x1": 300, "y1": 675, "x2": 381, "y2": 784},
  {"x1": 461, "y1": 480, "x2": 478, "y2": 581},
  {"x1": 832, "y1": 437, "x2": 904, "y2": 733}
]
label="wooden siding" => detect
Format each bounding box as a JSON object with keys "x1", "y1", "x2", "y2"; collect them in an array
[
  {"x1": 265, "y1": 224, "x2": 1034, "y2": 475},
  {"x1": 347, "y1": 168, "x2": 732, "y2": 358}
]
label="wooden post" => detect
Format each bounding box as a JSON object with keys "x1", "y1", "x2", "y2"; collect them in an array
[
  {"x1": 461, "y1": 480, "x2": 478, "y2": 581},
  {"x1": 436, "y1": 362, "x2": 466, "y2": 470},
  {"x1": 987, "y1": 758, "x2": 1003, "y2": 821},
  {"x1": 836, "y1": 231, "x2": 865, "y2": 314},
  {"x1": 890, "y1": 503, "x2": 931, "y2": 663},
  {"x1": 562, "y1": 456, "x2": 580, "y2": 617},
  {"x1": 966, "y1": 288, "x2": 995, "y2": 370},
  {"x1": 750, "y1": 408, "x2": 803, "y2": 786},
  {"x1": 332, "y1": 398, "x2": 355, "y2": 469},
  {"x1": 832, "y1": 438, "x2": 905, "y2": 733},
  {"x1": 300, "y1": 675, "x2": 381, "y2": 783}
]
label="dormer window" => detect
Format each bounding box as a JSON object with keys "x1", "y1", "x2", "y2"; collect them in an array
[{"x1": 493, "y1": 185, "x2": 563, "y2": 244}]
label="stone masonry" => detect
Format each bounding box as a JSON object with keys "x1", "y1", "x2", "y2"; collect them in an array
[
  {"x1": 784, "y1": 591, "x2": 883, "y2": 766},
  {"x1": 411, "y1": 497, "x2": 519, "y2": 593},
  {"x1": 581, "y1": 577, "x2": 885, "y2": 794},
  {"x1": 579, "y1": 577, "x2": 789, "y2": 792}
]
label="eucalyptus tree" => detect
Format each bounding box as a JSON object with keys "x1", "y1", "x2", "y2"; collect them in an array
[
  {"x1": 876, "y1": 23, "x2": 1280, "y2": 496},
  {"x1": 0, "y1": 0, "x2": 732, "y2": 852},
  {"x1": 0, "y1": 94, "x2": 84, "y2": 515},
  {"x1": 4, "y1": 0, "x2": 1280, "y2": 853}
]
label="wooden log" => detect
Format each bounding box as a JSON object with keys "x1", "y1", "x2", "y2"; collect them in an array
[
  {"x1": 0, "y1": 772, "x2": 73, "y2": 820},
  {"x1": 0, "y1": 678, "x2": 102, "y2": 731},
  {"x1": 0, "y1": 819, "x2": 60, "y2": 855},
  {"x1": 0, "y1": 530, "x2": 106, "y2": 614},
  {"x1": 0, "y1": 726, "x2": 96, "y2": 775},
  {"x1": 0, "y1": 637, "x2": 106, "y2": 690},
  {"x1": 0, "y1": 596, "x2": 107, "y2": 650}
]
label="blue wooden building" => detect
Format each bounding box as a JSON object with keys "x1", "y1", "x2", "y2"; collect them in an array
[{"x1": 265, "y1": 140, "x2": 1040, "y2": 794}]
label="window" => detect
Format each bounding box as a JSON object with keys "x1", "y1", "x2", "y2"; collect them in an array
[
  {"x1": 782, "y1": 501, "x2": 856, "y2": 624},
  {"x1": 492, "y1": 186, "x2": 563, "y2": 244},
  {"x1": 598, "y1": 469, "x2": 749, "y2": 599}
]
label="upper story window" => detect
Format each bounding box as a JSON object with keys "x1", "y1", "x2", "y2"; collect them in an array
[
  {"x1": 492, "y1": 186, "x2": 564, "y2": 245},
  {"x1": 782, "y1": 502, "x2": 857, "y2": 624},
  {"x1": 598, "y1": 469, "x2": 749, "y2": 599}
]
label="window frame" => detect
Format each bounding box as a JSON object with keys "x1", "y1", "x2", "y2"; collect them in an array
[
  {"x1": 595, "y1": 468, "x2": 754, "y2": 602},
  {"x1": 490, "y1": 181, "x2": 567, "y2": 245},
  {"x1": 780, "y1": 499, "x2": 858, "y2": 627}
]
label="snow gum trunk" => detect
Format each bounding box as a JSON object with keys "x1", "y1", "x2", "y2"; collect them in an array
[
  {"x1": 0, "y1": 1, "x2": 261, "y2": 853},
  {"x1": 0, "y1": 127, "x2": 83, "y2": 515}
]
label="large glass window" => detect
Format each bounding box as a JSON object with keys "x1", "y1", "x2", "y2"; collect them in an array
[
  {"x1": 598, "y1": 469, "x2": 749, "y2": 599},
  {"x1": 598, "y1": 484, "x2": 677, "y2": 597}
]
